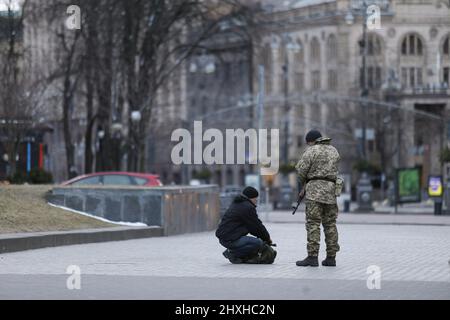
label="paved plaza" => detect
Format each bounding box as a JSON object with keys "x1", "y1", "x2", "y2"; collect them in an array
[{"x1": 0, "y1": 216, "x2": 449, "y2": 299}]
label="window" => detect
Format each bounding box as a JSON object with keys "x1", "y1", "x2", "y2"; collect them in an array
[
  {"x1": 295, "y1": 40, "x2": 304, "y2": 64},
  {"x1": 310, "y1": 37, "x2": 320, "y2": 63},
  {"x1": 133, "y1": 177, "x2": 148, "y2": 186},
  {"x1": 295, "y1": 72, "x2": 304, "y2": 91},
  {"x1": 327, "y1": 35, "x2": 338, "y2": 60},
  {"x1": 409, "y1": 67, "x2": 416, "y2": 87},
  {"x1": 103, "y1": 175, "x2": 132, "y2": 185},
  {"x1": 328, "y1": 70, "x2": 338, "y2": 90},
  {"x1": 312, "y1": 71, "x2": 321, "y2": 90},
  {"x1": 401, "y1": 34, "x2": 423, "y2": 56},
  {"x1": 417, "y1": 68, "x2": 423, "y2": 86},
  {"x1": 72, "y1": 176, "x2": 101, "y2": 185},
  {"x1": 401, "y1": 67, "x2": 408, "y2": 86},
  {"x1": 444, "y1": 36, "x2": 450, "y2": 56},
  {"x1": 444, "y1": 67, "x2": 449, "y2": 84},
  {"x1": 360, "y1": 67, "x2": 382, "y2": 89},
  {"x1": 400, "y1": 67, "x2": 423, "y2": 88}
]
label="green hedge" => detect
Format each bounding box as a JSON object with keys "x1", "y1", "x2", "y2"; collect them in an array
[{"x1": 7, "y1": 168, "x2": 53, "y2": 184}]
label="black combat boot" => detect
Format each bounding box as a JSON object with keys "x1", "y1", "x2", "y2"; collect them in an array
[
  {"x1": 223, "y1": 249, "x2": 243, "y2": 264},
  {"x1": 296, "y1": 256, "x2": 319, "y2": 267},
  {"x1": 322, "y1": 256, "x2": 336, "y2": 267}
]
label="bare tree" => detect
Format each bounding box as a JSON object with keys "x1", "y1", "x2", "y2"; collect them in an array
[{"x1": 0, "y1": 0, "x2": 47, "y2": 177}]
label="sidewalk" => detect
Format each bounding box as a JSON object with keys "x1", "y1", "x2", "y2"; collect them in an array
[
  {"x1": 258, "y1": 205, "x2": 450, "y2": 226},
  {"x1": 1, "y1": 222, "x2": 449, "y2": 299}
]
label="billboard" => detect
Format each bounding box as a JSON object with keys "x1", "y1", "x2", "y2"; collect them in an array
[
  {"x1": 396, "y1": 167, "x2": 421, "y2": 203},
  {"x1": 428, "y1": 176, "x2": 443, "y2": 198}
]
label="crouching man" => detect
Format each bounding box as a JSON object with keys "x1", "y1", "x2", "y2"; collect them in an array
[{"x1": 215, "y1": 186, "x2": 276, "y2": 264}]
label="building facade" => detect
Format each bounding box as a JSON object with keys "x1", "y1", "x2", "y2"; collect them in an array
[{"x1": 254, "y1": 0, "x2": 450, "y2": 190}]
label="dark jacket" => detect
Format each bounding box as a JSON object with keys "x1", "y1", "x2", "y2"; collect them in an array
[{"x1": 215, "y1": 195, "x2": 271, "y2": 245}]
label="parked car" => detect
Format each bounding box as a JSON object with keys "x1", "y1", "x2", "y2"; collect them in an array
[
  {"x1": 189, "y1": 179, "x2": 207, "y2": 186},
  {"x1": 61, "y1": 172, "x2": 162, "y2": 187}
]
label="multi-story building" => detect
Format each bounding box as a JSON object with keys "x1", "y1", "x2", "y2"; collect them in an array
[{"x1": 253, "y1": 0, "x2": 450, "y2": 189}]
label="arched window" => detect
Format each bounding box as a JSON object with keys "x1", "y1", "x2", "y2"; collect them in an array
[
  {"x1": 358, "y1": 34, "x2": 384, "y2": 89},
  {"x1": 310, "y1": 37, "x2": 320, "y2": 63},
  {"x1": 327, "y1": 34, "x2": 338, "y2": 60},
  {"x1": 399, "y1": 33, "x2": 426, "y2": 88},
  {"x1": 401, "y1": 33, "x2": 423, "y2": 56},
  {"x1": 294, "y1": 39, "x2": 304, "y2": 65},
  {"x1": 443, "y1": 34, "x2": 449, "y2": 56}
]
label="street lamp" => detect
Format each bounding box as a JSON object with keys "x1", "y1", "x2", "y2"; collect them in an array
[
  {"x1": 346, "y1": 1, "x2": 373, "y2": 212},
  {"x1": 129, "y1": 110, "x2": 142, "y2": 172},
  {"x1": 271, "y1": 33, "x2": 301, "y2": 208},
  {"x1": 187, "y1": 52, "x2": 216, "y2": 184},
  {"x1": 96, "y1": 126, "x2": 105, "y2": 171},
  {"x1": 131, "y1": 110, "x2": 142, "y2": 123},
  {"x1": 345, "y1": 2, "x2": 370, "y2": 160},
  {"x1": 189, "y1": 52, "x2": 216, "y2": 74},
  {"x1": 382, "y1": 69, "x2": 402, "y2": 211},
  {"x1": 271, "y1": 34, "x2": 301, "y2": 168}
]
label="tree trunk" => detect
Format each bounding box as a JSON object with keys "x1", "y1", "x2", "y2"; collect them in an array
[
  {"x1": 63, "y1": 80, "x2": 75, "y2": 179},
  {"x1": 84, "y1": 72, "x2": 95, "y2": 174}
]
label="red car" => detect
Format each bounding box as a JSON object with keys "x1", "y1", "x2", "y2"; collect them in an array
[{"x1": 61, "y1": 172, "x2": 162, "y2": 187}]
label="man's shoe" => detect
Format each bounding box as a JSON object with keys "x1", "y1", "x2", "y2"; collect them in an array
[
  {"x1": 223, "y1": 249, "x2": 231, "y2": 259},
  {"x1": 296, "y1": 256, "x2": 319, "y2": 267},
  {"x1": 229, "y1": 256, "x2": 244, "y2": 264},
  {"x1": 223, "y1": 249, "x2": 244, "y2": 264},
  {"x1": 322, "y1": 256, "x2": 336, "y2": 267}
]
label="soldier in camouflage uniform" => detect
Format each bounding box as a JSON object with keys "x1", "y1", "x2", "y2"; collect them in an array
[{"x1": 295, "y1": 130, "x2": 340, "y2": 267}]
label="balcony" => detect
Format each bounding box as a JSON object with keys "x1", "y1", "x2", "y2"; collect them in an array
[{"x1": 402, "y1": 83, "x2": 450, "y2": 98}]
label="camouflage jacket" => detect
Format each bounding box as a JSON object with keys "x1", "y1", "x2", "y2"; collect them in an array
[{"x1": 295, "y1": 137, "x2": 340, "y2": 204}]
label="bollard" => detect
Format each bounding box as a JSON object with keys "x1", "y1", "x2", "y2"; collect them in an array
[
  {"x1": 434, "y1": 200, "x2": 442, "y2": 216},
  {"x1": 344, "y1": 199, "x2": 350, "y2": 213}
]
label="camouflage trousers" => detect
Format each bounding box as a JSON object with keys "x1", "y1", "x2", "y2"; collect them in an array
[{"x1": 305, "y1": 199, "x2": 340, "y2": 257}]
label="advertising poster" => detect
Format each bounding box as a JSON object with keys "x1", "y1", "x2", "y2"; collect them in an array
[
  {"x1": 397, "y1": 167, "x2": 421, "y2": 203},
  {"x1": 428, "y1": 176, "x2": 443, "y2": 197}
]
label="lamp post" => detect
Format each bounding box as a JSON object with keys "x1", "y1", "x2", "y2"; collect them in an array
[
  {"x1": 346, "y1": 2, "x2": 369, "y2": 160},
  {"x1": 346, "y1": 1, "x2": 373, "y2": 212},
  {"x1": 185, "y1": 52, "x2": 217, "y2": 185},
  {"x1": 270, "y1": 33, "x2": 301, "y2": 208},
  {"x1": 271, "y1": 34, "x2": 301, "y2": 173},
  {"x1": 96, "y1": 126, "x2": 105, "y2": 171},
  {"x1": 382, "y1": 68, "x2": 402, "y2": 211},
  {"x1": 130, "y1": 110, "x2": 141, "y2": 172},
  {"x1": 111, "y1": 122, "x2": 123, "y2": 170}
]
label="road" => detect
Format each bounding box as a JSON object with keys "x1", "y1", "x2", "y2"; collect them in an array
[{"x1": 0, "y1": 222, "x2": 449, "y2": 299}]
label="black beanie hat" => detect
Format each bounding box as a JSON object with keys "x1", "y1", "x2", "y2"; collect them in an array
[
  {"x1": 305, "y1": 130, "x2": 322, "y2": 143},
  {"x1": 242, "y1": 186, "x2": 259, "y2": 199}
]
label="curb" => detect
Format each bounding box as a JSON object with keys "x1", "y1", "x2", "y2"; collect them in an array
[
  {"x1": 268, "y1": 220, "x2": 450, "y2": 227},
  {"x1": 0, "y1": 226, "x2": 164, "y2": 254}
]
